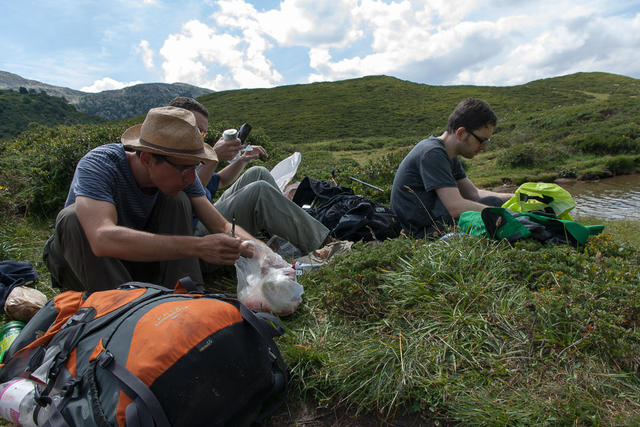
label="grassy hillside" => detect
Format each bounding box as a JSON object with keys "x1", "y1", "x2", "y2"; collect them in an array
[
  {"x1": 196, "y1": 72, "x2": 640, "y2": 196},
  {"x1": 0, "y1": 89, "x2": 103, "y2": 139},
  {"x1": 197, "y1": 72, "x2": 639, "y2": 144}
]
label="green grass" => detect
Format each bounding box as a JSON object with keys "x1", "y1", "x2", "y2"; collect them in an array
[{"x1": 282, "y1": 232, "x2": 640, "y2": 425}]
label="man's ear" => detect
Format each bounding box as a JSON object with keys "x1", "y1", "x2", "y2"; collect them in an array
[
  {"x1": 139, "y1": 151, "x2": 154, "y2": 167},
  {"x1": 454, "y1": 127, "x2": 467, "y2": 140}
]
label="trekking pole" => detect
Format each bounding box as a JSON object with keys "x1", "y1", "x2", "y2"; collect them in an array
[{"x1": 348, "y1": 176, "x2": 384, "y2": 192}]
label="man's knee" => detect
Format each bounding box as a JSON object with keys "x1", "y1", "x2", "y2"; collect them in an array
[
  {"x1": 54, "y1": 204, "x2": 85, "y2": 241},
  {"x1": 243, "y1": 166, "x2": 270, "y2": 181},
  {"x1": 244, "y1": 180, "x2": 280, "y2": 202}
]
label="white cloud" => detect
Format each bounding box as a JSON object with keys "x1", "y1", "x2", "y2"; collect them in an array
[
  {"x1": 138, "y1": 40, "x2": 155, "y2": 70},
  {"x1": 158, "y1": 16, "x2": 282, "y2": 90},
  {"x1": 151, "y1": 0, "x2": 640, "y2": 90},
  {"x1": 297, "y1": 0, "x2": 640, "y2": 86},
  {"x1": 80, "y1": 77, "x2": 143, "y2": 92}
]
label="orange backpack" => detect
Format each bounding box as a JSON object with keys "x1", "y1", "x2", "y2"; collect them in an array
[{"x1": 0, "y1": 279, "x2": 289, "y2": 427}]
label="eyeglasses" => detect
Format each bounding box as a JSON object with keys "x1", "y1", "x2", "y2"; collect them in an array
[
  {"x1": 158, "y1": 155, "x2": 202, "y2": 176},
  {"x1": 199, "y1": 129, "x2": 208, "y2": 138},
  {"x1": 467, "y1": 129, "x2": 491, "y2": 145}
]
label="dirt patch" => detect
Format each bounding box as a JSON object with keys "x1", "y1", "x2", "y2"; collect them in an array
[{"x1": 265, "y1": 401, "x2": 439, "y2": 427}]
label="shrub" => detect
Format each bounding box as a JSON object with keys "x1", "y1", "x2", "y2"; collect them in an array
[{"x1": 605, "y1": 155, "x2": 636, "y2": 175}]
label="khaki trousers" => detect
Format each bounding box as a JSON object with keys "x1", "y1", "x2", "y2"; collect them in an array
[{"x1": 197, "y1": 166, "x2": 329, "y2": 254}]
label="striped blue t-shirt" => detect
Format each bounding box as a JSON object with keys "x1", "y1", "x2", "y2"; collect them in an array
[{"x1": 65, "y1": 143, "x2": 205, "y2": 230}]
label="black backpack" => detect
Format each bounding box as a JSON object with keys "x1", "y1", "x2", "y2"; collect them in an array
[
  {"x1": 293, "y1": 177, "x2": 401, "y2": 242},
  {"x1": 314, "y1": 194, "x2": 401, "y2": 241}
]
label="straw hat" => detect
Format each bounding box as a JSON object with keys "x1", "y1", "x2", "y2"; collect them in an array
[{"x1": 121, "y1": 106, "x2": 217, "y2": 162}]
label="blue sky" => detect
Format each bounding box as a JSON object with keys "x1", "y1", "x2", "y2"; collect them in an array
[{"x1": 2, "y1": 0, "x2": 640, "y2": 92}]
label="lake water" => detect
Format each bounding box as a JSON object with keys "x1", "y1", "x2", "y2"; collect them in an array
[{"x1": 557, "y1": 174, "x2": 640, "y2": 220}]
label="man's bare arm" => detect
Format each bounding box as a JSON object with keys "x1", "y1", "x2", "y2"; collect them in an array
[
  {"x1": 75, "y1": 196, "x2": 203, "y2": 261},
  {"x1": 76, "y1": 195, "x2": 248, "y2": 264},
  {"x1": 217, "y1": 145, "x2": 268, "y2": 188},
  {"x1": 435, "y1": 186, "x2": 491, "y2": 219},
  {"x1": 457, "y1": 177, "x2": 513, "y2": 202}
]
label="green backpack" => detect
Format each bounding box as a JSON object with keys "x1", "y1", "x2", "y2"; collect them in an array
[{"x1": 502, "y1": 182, "x2": 576, "y2": 220}]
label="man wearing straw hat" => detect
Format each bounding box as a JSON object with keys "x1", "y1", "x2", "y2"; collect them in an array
[{"x1": 43, "y1": 106, "x2": 257, "y2": 292}]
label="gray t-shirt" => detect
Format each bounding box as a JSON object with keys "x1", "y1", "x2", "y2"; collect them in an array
[
  {"x1": 390, "y1": 136, "x2": 466, "y2": 237},
  {"x1": 65, "y1": 143, "x2": 205, "y2": 230}
]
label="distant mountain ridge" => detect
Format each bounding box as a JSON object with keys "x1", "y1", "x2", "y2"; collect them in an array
[{"x1": 0, "y1": 71, "x2": 213, "y2": 120}]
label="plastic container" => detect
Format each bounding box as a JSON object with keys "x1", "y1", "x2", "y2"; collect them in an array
[
  {"x1": 222, "y1": 128, "x2": 237, "y2": 140},
  {"x1": 294, "y1": 262, "x2": 323, "y2": 276},
  {"x1": 0, "y1": 378, "x2": 61, "y2": 427},
  {"x1": 0, "y1": 321, "x2": 25, "y2": 362}
]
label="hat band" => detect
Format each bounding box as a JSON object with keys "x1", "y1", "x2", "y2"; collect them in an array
[{"x1": 139, "y1": 138, "x2": 205, "y2": 156}]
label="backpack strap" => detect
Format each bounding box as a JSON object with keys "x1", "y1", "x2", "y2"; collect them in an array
[
  {"x1": 95, "y1": 349, "x2": 171, "y2": 427},
  {"x1": 125, "y1": 397, "x2": 156, "y2": 427}
]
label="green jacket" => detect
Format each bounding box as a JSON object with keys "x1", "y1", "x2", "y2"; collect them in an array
[{"x1": 459, "y1": 207, "x2": 603, "y2": 245}]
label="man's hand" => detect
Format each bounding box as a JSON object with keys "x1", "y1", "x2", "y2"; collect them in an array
[
  {"x1": 198, "y1": 233, "x2": 246, "y2": 264},
  {"x1": 213, "y1": 137, "x2": 243, "y2": 162},
  {"x1": 239, "y1": 145, "x2": 268, "y2": 162},
  {"x1": 240, "y1": 240, "x2": 255, "y2": 258}
]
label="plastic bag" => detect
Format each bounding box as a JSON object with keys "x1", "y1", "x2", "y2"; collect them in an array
[
  {"x1": 235, "y1": 242, "x2": 304, "y2": 316},
  {"x1": 4, "y1": 286, "x2": 48, "y2": 322},
  {"x1": 270, "y1": 152, "x2": 302, "y2": 192}
]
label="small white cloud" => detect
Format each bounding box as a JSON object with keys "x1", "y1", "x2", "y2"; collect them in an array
[
  {"x1": 80, "y1": 77, "x2": 143, "y2": 93},
  {"x1": 138, "y1": 40, "x2": 155, "y2": 70},
  {"x1": 143, "y1": 0, "x2": 157, "y2": 5}
]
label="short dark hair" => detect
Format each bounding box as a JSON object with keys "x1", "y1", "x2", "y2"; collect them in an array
[
  {"x1": 168, "y1": 96, "x2": 209, "y2": 119},
  {"x1": 447, "y1": 98, "x2": 497, "y2": 133}
]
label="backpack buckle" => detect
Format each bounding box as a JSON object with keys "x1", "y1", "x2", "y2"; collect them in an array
[{"x1": 97, "y1": 350, "x2": 114, "y2": 369}]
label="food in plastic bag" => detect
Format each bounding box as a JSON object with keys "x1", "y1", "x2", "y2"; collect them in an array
[
  {"x1": 270, "y1": 152, "x2": 302, "y2": 192},
  {"x1": 4, "y1": 286, "x2": 48, "y2": 322},
  {"x1": 235, "y1": 242, "x2": 304, "y2": 316}
]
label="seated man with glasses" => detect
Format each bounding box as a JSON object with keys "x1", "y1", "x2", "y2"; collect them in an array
[
  {"x1": 390, "y1": 98, "x2": 514, "y2": 238},
  {"x1": 168, "y1": 97, "x2": 332, "y2": 256},
  {"x1": 43, "y1": 106, "x2": 260, "y2": 292}
]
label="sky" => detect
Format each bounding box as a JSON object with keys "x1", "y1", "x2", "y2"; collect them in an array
[{"x1": 2, "y1": 0, "x2": 640, "y2": 93}]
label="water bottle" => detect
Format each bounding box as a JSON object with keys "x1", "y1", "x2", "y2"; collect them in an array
[
  {"x1": 0, "y1": 378, "x2": 61, "y2": 427},
  {"x1": 0, "y1": 321, "x2": 25, "y2": 362}
]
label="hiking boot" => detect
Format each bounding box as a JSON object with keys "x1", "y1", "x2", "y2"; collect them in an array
[{"x1": 298, "y1": 240, "x2": 353, "y2": 264}]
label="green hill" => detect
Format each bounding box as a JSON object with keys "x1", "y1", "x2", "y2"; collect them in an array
[
  {"x1": 0, "y1": 88, "x2": 103, "y2": 139},
  {"x1": 196, "y1": 72, "x2": 640, "y2": 145},
  {"x1": 0, "y1": 70, "x2": 213, "y2": 120}
]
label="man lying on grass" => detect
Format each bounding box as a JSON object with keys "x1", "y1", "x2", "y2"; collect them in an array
[
  {"x1": 167, "y1": 97, "x2": 333, "y2": 255},
  {"x1": 390, "y1": 98, "x2": 514, "y2": 238},
  {"x1": 43, "y1": 106, "x2": 259, "y2": 292}
]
